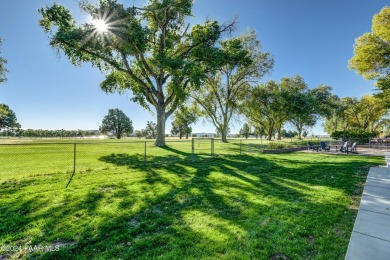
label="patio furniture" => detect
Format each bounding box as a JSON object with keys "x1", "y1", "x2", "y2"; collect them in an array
[
  {"x1": 339, "y1": 142, "x2": 348, "y2": 153},
  {"x1": 320, "y1": 141, "x2": 330, "y2": 152},
  {"x1": 347, "y1": 142, "x2": 357, "y2": 154},
  {"x1": 308, "y1": 142, "x2": 315, "y2": 151}
]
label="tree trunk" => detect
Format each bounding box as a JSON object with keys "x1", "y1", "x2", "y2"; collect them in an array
[
  {"x1": 277, "y1": 125, "x2": 282, "y2": 140},
  {"x1": 155, "y1": 106, "x2": 166, "y2": 146},
  {"x1": 267, "y1": 128, "x2": 273, "y2": 141},
  {"x1": 221, "y1": 128, "x2": 228, "y2": 143},
  {"x1": 297, "y1": 128, "x2": 302, "y2": 140},
  {"x1": 186, "y1": 133, "x2": 189, "y2": 139}
]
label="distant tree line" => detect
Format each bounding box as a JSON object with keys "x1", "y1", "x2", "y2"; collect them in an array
[
  {"x1": 0, "y1": 129, "x2": 98, "y2": 138},
  {"x1": 238, "y1": 123, "x2": 302, "y2": 140}
]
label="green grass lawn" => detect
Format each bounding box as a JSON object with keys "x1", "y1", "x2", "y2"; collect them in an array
[{"x1": 0, "y1": 139, "x2": 384, "y2": 259}]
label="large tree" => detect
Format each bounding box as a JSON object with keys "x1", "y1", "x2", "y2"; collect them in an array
[
  {"x1": 99, "y1": 108, "x2": 133, "y2": 139},
  {"x1": 275, "y1": 76, "x2": 308, "y2": 140},
  {"x1": 344, "y1": 95, "x2": 388, "y2": 132},
  {"x1": 252, "y1": 124, "x2": 265, "y2": 139},
  {"x1": 0, "y1": 38, "x2": 7, "y2": 84},
  {"x1": 288, "y1": 92, "x2": 317, "y2": 140},
  {"x1": 323, "y1": 95, "x2": 389, "y2": 134},
  {"x1": 191, "y1": 31, "x2": 273, "y2": 142},
  {"x1": 0, "y1": 104, "x2": 20, "y2": 131},
  {"x1": 39, "y1": 0, "x2": 234, "y2": 146},
  {"x1": 239, "y1": 123, "x2": 251, "y2": 139},
  {"x1": 323, "y1": 96, "x2": 350, "y2": 134},
  {"x1": 242, "y1": 76, "x2": 309, "y2": 140},
  {"x1": 170, "y1": 105, "x2": 197, "y2": 139},
  {"x1": 349, "y1": 6, "x2": 390, "y2": 106},
  {"x1": 241, "y1": 80, "x2": 279, "y2": 140},
  {"x1": 289, "y1": 85, "x2": 333, "y2": 139}
]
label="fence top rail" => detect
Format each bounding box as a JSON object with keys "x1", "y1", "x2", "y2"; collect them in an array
[
  {"x1": 0, "y1": 142, "x2": 79, "y2": 146},
  {"x1": 0, "y1": 140, "x2": 196, "y2": 146}
]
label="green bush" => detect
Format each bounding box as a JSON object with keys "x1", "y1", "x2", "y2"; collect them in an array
[{"x1": 267, "y1": 142, "x2": 292, "y2": 149}]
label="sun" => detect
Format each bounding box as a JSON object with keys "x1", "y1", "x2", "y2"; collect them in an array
[{"x1": 93, "y1": 19, "x2": 109, "y2": 33}]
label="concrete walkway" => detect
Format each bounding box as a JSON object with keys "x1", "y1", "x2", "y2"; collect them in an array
[{"x1": 345, "y1": 153, "x2": 390, "y2": 259}]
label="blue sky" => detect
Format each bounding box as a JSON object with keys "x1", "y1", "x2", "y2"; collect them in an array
[{"x1": 0, "y1": 0, "x2": 388, "y2": 134}]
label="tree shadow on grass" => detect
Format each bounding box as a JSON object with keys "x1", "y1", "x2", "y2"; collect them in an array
[
  {"x1": 159, "y1": 145, "x2": 191, "y2": 157},
  {"x1": 98, "y1": 153, "x2": 146, "y2": 167},
  {"x1": 0, "y1": 151, "x2": 383, "y2": 259},
  {"x1": 98, "y1": 151, "x2": 191, "y2": 169}
]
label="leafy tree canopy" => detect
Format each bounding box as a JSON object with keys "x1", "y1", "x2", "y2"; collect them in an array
[
  {"x1": 239, "y1": 123, "x2": 251, "y2": 139},
  {"x1": 349, "y1": 6, "x2": 390, "y2": 105},
  {"x1": 171, "y1": 105, "x2": 197, "y2": 139},
  {"x1": 145, "y1": 121, "x2": 157, "y2": 139},
  {"x1": 323, "y1": 96, "x2": 350, "y2": 134},
  {"x1": 323, "y1": 95, "x2": 389, "y2": 135},
  {"x1": 192, "y1": 30, "x2": 273, "y2": 142},
  {"x1": 99, "y1": 108, "x2": 133, "y2": 139},
  {"x1": 0, "y1": 38, "x2": 8, "y2": 84},
  {"x1": 344, "y1": 95, "x2": 388, "y2": 132},
  {"x1": 0, "y1": 104, "x2": 20, "y2": 131},
  {"x1": 242, "y1": 76, "x2": 334, "y2": 140},
  {"x1": 39, "y1": 0, "x2": 235, "y2": 146}
]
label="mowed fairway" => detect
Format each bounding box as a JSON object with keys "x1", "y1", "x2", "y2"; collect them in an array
[{"x1": 0, "y1": 139, "x2": 384, "y2": 259}]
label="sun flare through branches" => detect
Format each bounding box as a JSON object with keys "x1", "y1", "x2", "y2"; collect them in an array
[{"x1": 92, "y1": 19, "x2": 109, "y2": 33}]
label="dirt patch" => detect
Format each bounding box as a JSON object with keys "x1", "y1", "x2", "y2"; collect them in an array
[
  {"x1": 350, "y1": 195, "x2": 361, "y2": 210},
  {"x1": 307, "y1": 235, "x2": 315, "y2": 245}
]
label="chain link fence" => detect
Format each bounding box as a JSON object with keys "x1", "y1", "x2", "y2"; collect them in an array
[
  {"x1": 0, "y1": 138, "x2": 289, "y2": 178},
  {"x1": 1, "y1": 137, "x2": 388, "y2": 184}
]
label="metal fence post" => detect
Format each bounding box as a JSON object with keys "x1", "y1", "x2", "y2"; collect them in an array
[
  {"x1": 66, "y1": 143, "x2": 76, "y2": 188},
  {"x1": 191, "y1": 138, "x2": 195, "y2": 161},
  {"x1": 74, "y1": 143, "x2": 76, "y2": 172},
  {"x1": 211, "y1": 138, "x2": 214, "y2": 158},
  {"x1": 144, "y1": 141, "x2": 147, "y2": 165}
]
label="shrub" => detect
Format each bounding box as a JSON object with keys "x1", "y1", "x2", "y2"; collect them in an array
[{"x1": 267, "y1": 142, "x2": 292, "y2": 149}]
